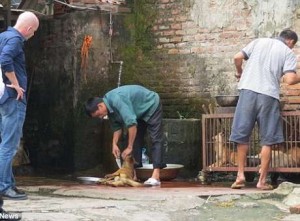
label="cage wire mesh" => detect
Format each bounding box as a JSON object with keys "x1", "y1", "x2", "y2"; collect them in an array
[{"x1": 202, "y1": 112, "x2": 300, "y2": 173}]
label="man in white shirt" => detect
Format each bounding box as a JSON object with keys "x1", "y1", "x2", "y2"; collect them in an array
[{"x1": 230, "y1": 29, "x2": 300, "y2": 190}]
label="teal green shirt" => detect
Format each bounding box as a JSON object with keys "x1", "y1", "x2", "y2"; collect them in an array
[{"x1": 103, "y1": 85, "x2": 160, "y2": 132}]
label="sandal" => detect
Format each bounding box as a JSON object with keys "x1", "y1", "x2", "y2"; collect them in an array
[
  {"x1": 257, "y1": 184, "x2": 273, "y2": 190},
  {"x1": 144, "y1": 178, "x2": 161, "y2": 186},
  {"x1": 231, "y1": 181, "x2": 245, "y2": 189}
]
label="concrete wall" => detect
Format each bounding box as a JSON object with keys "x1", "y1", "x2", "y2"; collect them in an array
[{"x1": 162, "y1": 119, "x2": 201, "y2": 178}]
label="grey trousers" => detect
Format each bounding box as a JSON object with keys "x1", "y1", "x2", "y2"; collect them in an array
[{"x1": 133, "y1": 102, "x2": 167, "y2": 169}]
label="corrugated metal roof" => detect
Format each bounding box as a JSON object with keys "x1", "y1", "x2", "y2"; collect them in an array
[
  {"x1": 0, "y1": 0, "x2": 129, "y2": 23},
  {"x1": 17, "y1": 0, "x2": 129, "y2": 14}
]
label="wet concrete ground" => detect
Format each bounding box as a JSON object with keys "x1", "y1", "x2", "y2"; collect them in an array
[{"x1": 2, "y1": 176, "x2": 300, "y2": 221}]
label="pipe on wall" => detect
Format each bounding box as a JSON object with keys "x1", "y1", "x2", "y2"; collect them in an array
[{"x1": 109, "y1": 11, "x2": 123, "y2": 87}]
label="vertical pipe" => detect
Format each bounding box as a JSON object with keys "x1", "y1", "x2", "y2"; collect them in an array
[
  {"x1": 6, "y1": 0, "x2": 11, "y2": 27},
  {"x1": 109, "y1": 11, "x2": 113, "y2": 61},
  {"x1": 117, "y1": 61, "x2": 123, "y2": 87},
  {"x1": 109, "y1": 11, "x2": 123, "y2": 87}
]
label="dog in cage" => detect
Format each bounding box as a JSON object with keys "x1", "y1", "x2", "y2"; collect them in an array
[
  {"x1": 288, "y1": 147, "x2": 300, "y2": 166},
  {"x1": 270, "y1": 148, "x2": 293, "y2": 167},
  {"x1": 259, "y1": 145, "x2": 300, "y2": 167},
  {"x1": 209, "y1": 132, "x2": 238, "y2": 167},
  {"x1": 274, "y1": 145, "x2": 300, "y2": 167}
]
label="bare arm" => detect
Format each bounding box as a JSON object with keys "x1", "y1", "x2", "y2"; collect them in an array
[
  {"x1": 234, "y1": 52, "x2": 245, "y2": 79},
  {"x1": 112, "y1": 129, "x2": 122, "y2": 158},
  {"x1": 283, "y1": 72, "x2": 300, "y2": 85},
  {"x1": 121, "y1": 125, "x2": 137, "y2": 159}
]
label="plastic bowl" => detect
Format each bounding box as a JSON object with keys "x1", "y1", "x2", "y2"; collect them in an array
[{"x1": 136, "y1": 164, "x2": 184, "y2": 181}]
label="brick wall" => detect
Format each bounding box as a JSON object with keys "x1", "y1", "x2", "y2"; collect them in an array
[
  {"x1": 34, "y1": 0, "x2": 300, "y2": 116},
  {"x1": 150, "y1": 0, "x2": 300, "y2": 115},
  {"x1": 281, "y1": 44, "x2": 300, "y2": 111}
]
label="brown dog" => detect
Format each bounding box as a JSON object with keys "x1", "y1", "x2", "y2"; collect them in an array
[
  {"x1": 274, "y1": 146, "x2": 300, "y2": 167},
  {"x1": 100, "y1": 155, "x2": 143, "y2": 187},
  {"x1": 258, "y1": 145, "x2": 300, "y2": 167},
  {"x1": 270, "y1": 149, "x2": 292, "y2": 167},
  {"x1": 209, "y1": 132, "x2": 238, "y2": 167},
  {"x1": 289, "y1": 147, "x2": 300, "y2": 166}
]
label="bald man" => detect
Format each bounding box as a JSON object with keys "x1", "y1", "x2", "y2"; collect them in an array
[{"x1": 0, "y1": 11, "x2": 39, "y2": 200}]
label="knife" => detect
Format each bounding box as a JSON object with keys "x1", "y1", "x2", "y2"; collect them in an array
[{"x1": 116, "y1": 158, "x2": 121, "y2": 168}]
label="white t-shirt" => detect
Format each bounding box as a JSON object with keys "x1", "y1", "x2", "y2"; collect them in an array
[
  {"x1": 238, "y1": 38, "x2": 297, "y2": 100},
  {"x1": 0, "y1": 66, "x2": 5, "y2": 98}
]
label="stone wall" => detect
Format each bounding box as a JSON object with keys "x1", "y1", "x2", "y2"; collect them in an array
[{"x1": 24, "y1": 10, "x2": 125, "y2": 172}]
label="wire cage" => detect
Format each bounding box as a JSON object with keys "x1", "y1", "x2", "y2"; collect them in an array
[{"x1": 202, "y1": 111, "x2": 300, "y2": 174}]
